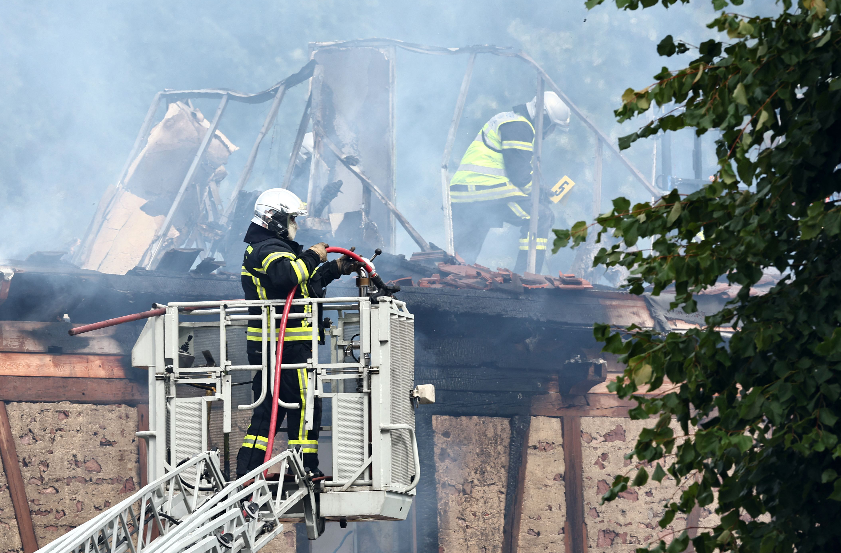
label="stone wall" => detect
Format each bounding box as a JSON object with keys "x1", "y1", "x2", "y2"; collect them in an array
[
  {"x1": 0, "y1": 461, "x2": 23, "y2": 553},
  {"x1": 434, "y1": 415, "x2": 511, "y2": 553},
  {"x1": 6, "y1": 402, "x2": 140, "y2": 548},
  {"x1": 582, "y1": 417, "x2": 687, "y2": 552},
  {"x1": 515, "y1": 416, "x2": 566, "y2": 552}
]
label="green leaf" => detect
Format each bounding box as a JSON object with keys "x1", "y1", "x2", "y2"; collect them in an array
[
  {"x1": 733, "y1": 82, "x2": 749, "y2": 106},
  {"x1": 760, "y1": 533, "x2": 777, "y2": 553},
  {"x1": 756, "y1": 109, "x2": 771, "y2": 131},
  {"x1": 717, "y1": 529, "x2": 731, "y2": 544},
  {"x1": 667, "y1": 202, "x2": 683, "y2": 225},
  {"x1": 819, "y1": 409, "x2": 839, "y2": 427},
  {"x1": 821, "y1": 469, "x2": 837, "y2": 483},
  {"x1": 613, "y1": 197, "x2": 631, "y2": 213},
  {"x1": 632, "y1": 467, "x2": 649, "y2": 487},
  {"x1": 657, "y1": 35, "x2": 677, "y2": 57},
  {"x1": 659, "y1": 508, "x2": 676, "y2": 528},
  {"x1": 830, "y1": 479, "x2": 841, "y2": 501},
  {"x1": 817, "y1": 32, "x2": 832, "y2": 47},
  {"x1": 730, "y1": 434, "x2": 753, "y2": 453},
  {"x1": 552, "y1": 229, "x2": 571, "y2": 251},
  {"x1": 666, "y1": 531, "x2": 689, "y2": 553},
  {"x1": 652, "y1": 463, "x2": 667, "y2": 483},
  {"x1": 830, "y1": 79, "x2": 841, "y2": 91},
  {"x1": 570, "y1": 221, "x2": 589, "y2": 247},
  {"x1": 634, "y1": 363, "x2": 653, "y2": 386}
]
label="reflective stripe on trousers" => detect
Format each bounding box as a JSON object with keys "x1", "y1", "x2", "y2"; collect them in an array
[{"x1": 519, "y1": 235, "x2": 548, "y2": 250}]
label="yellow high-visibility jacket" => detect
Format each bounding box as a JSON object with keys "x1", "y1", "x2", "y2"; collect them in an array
[{"x1": 450, "y1": 110, "x2": 535, "y2": 203}]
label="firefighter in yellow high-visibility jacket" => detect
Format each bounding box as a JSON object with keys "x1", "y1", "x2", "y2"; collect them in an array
[{"x1": 450, "y1": 92, "x2": 571, "y2": 273}]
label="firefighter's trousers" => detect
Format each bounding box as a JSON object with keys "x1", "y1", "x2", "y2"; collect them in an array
[
  {"x1": 452, "y1": 197, "x2": 555, "y2": 273},
  {"x1": 236, "y1": 342, "x2": 322, "y2": 477}
]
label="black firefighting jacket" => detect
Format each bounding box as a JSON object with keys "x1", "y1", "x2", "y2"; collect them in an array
[{"x1": 241, "y1": 224, "x2": 340, "y2": 351}]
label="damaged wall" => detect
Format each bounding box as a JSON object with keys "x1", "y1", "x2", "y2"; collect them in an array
[
  {"x1": 5, "y1": 402, "x2": 139, "y2": 548},
  {"x1": 434, "y1": 415, "x2": 510, "y2": 553},
  {"x1": 582, "y1": 417, "x2": 703, "y2": 552},
  {"x1": 0, "y1": 463, "x2": 24, "y2": 553},
  {"x1": 515, "y1": 416, "x2": 566, "y2": 552}
]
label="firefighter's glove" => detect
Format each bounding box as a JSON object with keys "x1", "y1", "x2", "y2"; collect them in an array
[
  {"x1": 309, "y1": 242, "x2": 329, "y2": 263},
  {"x1": 336, "y1": 246, "x2": 359, "y2": 275},
  {"x1": 337, "y1": 255, "x2": 363, "y2": 276}
]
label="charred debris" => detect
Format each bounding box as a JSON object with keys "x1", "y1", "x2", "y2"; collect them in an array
[{"x1": 0, "y1": 39, "x2": 742, "y2": 398}]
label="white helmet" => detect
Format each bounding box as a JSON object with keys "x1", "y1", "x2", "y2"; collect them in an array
[
  {"x1": 252, "y1": 188, "x2": 308, "y2": 240},
  {"x1": 527, "y1": 91, "x2": 571, "y2": 133}
]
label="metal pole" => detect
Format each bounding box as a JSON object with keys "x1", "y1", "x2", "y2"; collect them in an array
[
  {"x1": 593, "y1": 138, "x2": 603, "y2": 219},
  {"x1": 440, "y1": 53, "x2": 476, "y2": 255},
  {"x1": 661, "y1": 131, "x2": 672, "y2": 187},
  {"x1": 516, "y1": 52, "x2": 659, "y2": 197},
  {"x1": 527, "y1": 78, "x2": 544, "y2": 274},
  {"x1": 320, "y1": 133, "x2": 432, "y2": 252},
  {"x1": 281, "y1": 94, "x2": 312, "y2": 190},
  {"x1": 219, "y1": 84, "x2": 288, "y2": 226},
  {"x1": 693, "y1": 134, "x2": 703, "y2": 180},
  {"x1": 143, "y1": 94, "x2": 229, "y2": 269},
  {"x1": 73, "y1": 92, "x2": 163, "y2": 267}
]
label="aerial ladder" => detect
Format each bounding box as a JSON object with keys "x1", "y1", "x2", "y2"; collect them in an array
[{"x1": 43, "y1": 249, "x2": 433, "y2": 553}]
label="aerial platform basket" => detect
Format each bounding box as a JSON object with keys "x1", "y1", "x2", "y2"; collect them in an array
[{"x1": 39, "y1": 295, "x2": 429, "y2": 552}]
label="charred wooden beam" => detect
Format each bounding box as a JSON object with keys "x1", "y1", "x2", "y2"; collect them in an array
[
  {"x1": 414, "y1": 412, "x2": 439, "y2": 553},
  {"x1": 0, "y1": 376, "x2": 147, "y2": 405},
  {"x1": 562, "y1": 416, "x2": 587, "y2": 553},
  {"x1": 423, "y1": 391, "x2": 531, "y2": 418},
  {"x1": 0, "y1": 321, "x2": 135, "y2": 355},
  {"x1": 503, "y1": 415, "x2": 531, "y2": 553},
  {"x1": 531, "y1": 393, "x2": 633, "y2": 418}
]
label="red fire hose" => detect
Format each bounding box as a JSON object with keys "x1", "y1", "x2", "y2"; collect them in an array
[
  {"x1": 262, "y1": 247, "x2": 375, "y2": 469},
  {"x1": 67, "y1": 305, "x2": 213, "y2": 336}
]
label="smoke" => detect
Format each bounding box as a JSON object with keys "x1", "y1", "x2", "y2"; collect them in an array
[{"x1": 0, "y1": 0, "x2": 771, "y2": 274}]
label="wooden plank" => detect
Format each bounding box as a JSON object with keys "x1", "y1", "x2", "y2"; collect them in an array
[
  {"x1": 0, "y1": 401, "x2": 38, "y2": 553},
  {"x1": 0, "y1": 321, "x2": 136, "y2": 355},
  {"x1": 562, "y1": 416, "x2": 587, "y2": 553},
  {"x1": 686, "y1": 504, "x2": 701, "y2": 553},
  {"x1": 423, "y1": 391, "x2": 532, "y2": 418},
  {"x1": 417, "y1": 365, "x2": 550, "y2": 394},
  {"x1": 0, "y1": 353, "x2": 133, "y2": 379},
  {"x1": 0, "y1": 376, "x2": 147, "y2": 405},
  {"x1": 504, "y1": 416, "x2": 532, "y2": 553}
]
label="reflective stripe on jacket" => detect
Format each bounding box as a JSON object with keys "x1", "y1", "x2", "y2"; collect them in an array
[
  {"x1": 450, "y1": 111, "x2": 535, "y2": 203},
  {"x1": 241, "y1": 235, "x2": 339, "y2": 346}
]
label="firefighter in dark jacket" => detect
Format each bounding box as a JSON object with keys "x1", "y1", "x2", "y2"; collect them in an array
[
  {"x1": 450, "y1": 91, "x2": 571, "y2": 274},
  {"x1": 236, "y1": 188, "x2": 358, "y2": 478}
]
